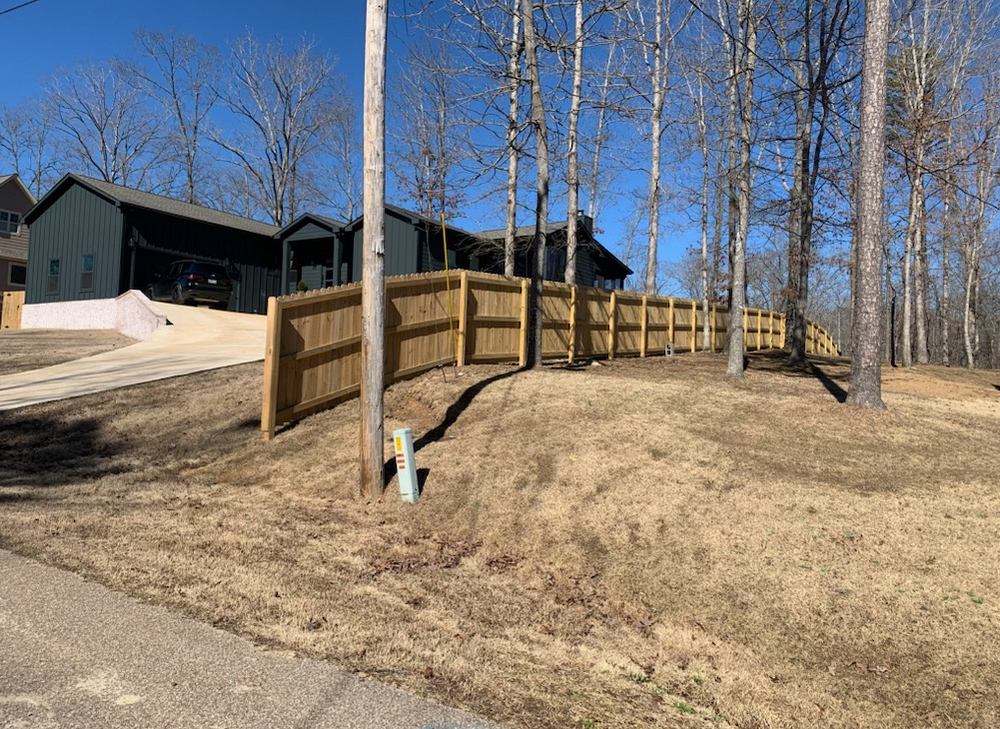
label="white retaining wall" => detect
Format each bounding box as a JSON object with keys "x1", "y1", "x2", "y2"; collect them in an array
[{"x1": 20, "y1": 291, "x2": 167, "y2": 341}]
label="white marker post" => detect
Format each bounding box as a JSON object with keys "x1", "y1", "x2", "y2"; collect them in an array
[{"x1": 393, "y1": 428, "x2": 418, "y2": 503}]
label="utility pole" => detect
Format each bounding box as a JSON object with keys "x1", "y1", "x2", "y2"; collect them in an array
[{"x1": 360, "y1": 0, "x2": 388, "y2": 495}]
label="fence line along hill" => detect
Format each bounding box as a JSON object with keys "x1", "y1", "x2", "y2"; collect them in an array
[{"x1": 260, "y1": 270, "x2": 837, "y2": 439}]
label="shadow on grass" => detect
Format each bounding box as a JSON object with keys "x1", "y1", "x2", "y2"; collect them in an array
[
  {"x1": 382, "y1": 368, "x2": 524, "y2": 488},
  {"x1": 0, "y1": 411, "x2": 125, "y2": 489},
  {"x1": 747, "y1": 350, "x2": 849, "y2": 403}
]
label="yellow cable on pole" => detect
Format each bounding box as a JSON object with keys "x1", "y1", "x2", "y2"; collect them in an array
[{"x1": 440, "y1": 212, "x2": 457, "y2": 364}]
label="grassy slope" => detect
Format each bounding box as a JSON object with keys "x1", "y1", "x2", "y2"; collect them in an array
[{"x1": 1, "y1": 350, "x2": 999, "y2": 728}]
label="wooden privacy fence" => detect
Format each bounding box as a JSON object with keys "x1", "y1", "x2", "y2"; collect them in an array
[
  {"x1": 261, "y1": 270, "x2": 837, "y2": 438},
  {"x1": 1, "y1": 290, "x2": 24, "y2": 330}
]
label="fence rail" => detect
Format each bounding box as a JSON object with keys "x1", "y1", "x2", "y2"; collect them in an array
[
  {"x1": 261, "y1": 270, "x2": 837, "y2": 439},
  {"x1": 1, "y1": 290, "x2": 24, "y2": 330}
]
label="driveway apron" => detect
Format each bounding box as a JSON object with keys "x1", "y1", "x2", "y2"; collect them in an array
[{"x1": 0, "y1": 304, "x2": 267, "y2": 411}]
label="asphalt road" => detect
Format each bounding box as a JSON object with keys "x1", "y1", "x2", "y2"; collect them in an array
[
  {"x1": 0, "y1": 550, "x2": 500, "y2": 729},
  {"x1": 0, "y1": 304, "x2": 267, "y2": 411}
]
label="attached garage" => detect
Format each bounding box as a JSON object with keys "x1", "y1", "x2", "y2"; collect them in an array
[{"x1": 23, "y1": 174, "x2": 282, "y2": 314}]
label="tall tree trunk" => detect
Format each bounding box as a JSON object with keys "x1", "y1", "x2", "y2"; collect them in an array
[
  {"x1": 941, "y1": 168, "x2": 953, "y2": 366},
  {"x1": 697, "y1": 78, "x2": 711, "y2": 351},
  {"x1": 565, "y1": 0, "x2": 584, "y2": 285},
  {"x1": 521, "y1": 0, "x2": 548, "y2": 368},
  {"x1": 901, "y1": 174, "x2": 917, "y2": 368},
  {"x1": 360, "y1": 0, "x2": 388, "y2": 496},
  {"x1": 645, "y1": 0, "x2": 665, "y2": 294},
  {"x1": 913, "y1": 170, "x2": 929, "y2": 364},
  {"x1": 847, "y1": 0, "x2": 889, "y2": 409},
  {"x1": 505, "y1": 3, "x2": 521, "y2": 277},
  {"x1": 727, "y1": 0, "x2": 757, "y2": 378}
]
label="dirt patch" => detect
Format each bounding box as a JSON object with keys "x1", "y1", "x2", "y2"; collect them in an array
[
  {"x1": 0, "y1": 329, "x2": 136, "y2": 376},
  {"x1": 1, "y1": 349, "x2": 999, "y2": 729}
]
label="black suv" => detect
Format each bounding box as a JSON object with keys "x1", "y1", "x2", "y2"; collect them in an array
[{"x1": 147, "y1": 260, "x2": 234, "y2": 309}]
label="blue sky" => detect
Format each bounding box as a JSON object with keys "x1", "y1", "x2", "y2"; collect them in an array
[
  {"x1": 5, "y1": 0, "x2": 369, "y2": 104},
  {"x1": 5, "y1": 0, "x2": 697, "y2": 290}
]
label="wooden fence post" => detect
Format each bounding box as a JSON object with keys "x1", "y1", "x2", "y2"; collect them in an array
[
  {"x1": 569, "y1": 286, "x2": 577, "y2": 364},
  {"x1": 768, "y1": 310, "x2": 774, "y2": 348},
  {"x1": 756, "y1": 309, "x2": 763, "y2": 351},
  {"x1": 668, "y1": 297, "x2": 675, "y2": 351},
  {"x1": 711, "y1": 304, "x2": 717, "y2": 352},
  {"x1": 457, "y1": 270, "x2": 469, "y2": 367},
  {"x1": 518, "y1": 278, "x2": 530, "y2": 367},
  {"x1": 261, "y1": 296, "x2": 282, "y2": 441},
  {"x1": 608, "y1": 290, "x2": 617, "y2": 359},
  {"x1": 743, "y1": 307, "x2": 749, "y2": 349},
  {"x1": 691, "y1": 299, "x2": 697, "y2": 353},
  {"x1": 640, "y1": 294, "x2": 648, "y2": 357}
]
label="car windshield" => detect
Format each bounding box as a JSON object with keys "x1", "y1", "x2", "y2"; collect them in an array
[{"x1": 187, "y1": 263, "x2": 228, "y2": 278}]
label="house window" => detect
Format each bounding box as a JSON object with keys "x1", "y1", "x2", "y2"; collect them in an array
[
  {"x1": 81, "y1": 253, "x2": 95, "y2": 291},
  {"x1": 0, "y1": 210, "x2": 20, "y2": 234},
  {"x1": 47, "y1": 259, "x2": 60, "y2": 294},
  {"x1": 8, "y1": 263, "x2": 26, "y2": 286}
]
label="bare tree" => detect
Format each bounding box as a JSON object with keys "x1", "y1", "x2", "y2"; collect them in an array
[
  {"x1": 846, "y1": 0, "x2": 889, "y2": 409},
  {"x1": 565, "y1": 0, "x2": 585, "y2": 285},
  {"x1": 727, "y1": 0, "x2": 758, "y2": 378},
  {"x1": 46, "y1": 60, "x2": 166, "y2": 188},
  {"x1": 133, "y1": 29, "x2": 221, "y2": 204},
  {"x1": 390, "y1": 42, "x2": 468, "y2": 218},
  {"x1": 521, "y1": 0, "x2": 549, "y2": 368},
  {"x1": 214, "y1": 32, "x2": 350, "y2": 226},
  {"x1": 0, "y1": 100, "x2": 60, "y2": 197}
]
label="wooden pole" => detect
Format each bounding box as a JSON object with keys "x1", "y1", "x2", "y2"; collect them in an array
[
  {"x1": 518, "y1": 278, "x2": 530, "y2": 366},
  {"x1": 261, "y1": 297, "x2": 282, "y2": 441},
  {"x1": 640, "y1": 294, "x2": 648, "y2": 357},
  {"x1": 756, "y1": 309, "x2": 763, "y2": 351},
  {"x1": 608, "y1": 290, "x2": 617, "y2": 359},
  {"x1": 711, "y1": 303, "x2": 717, "y2": 352},
  {"x1": 668, "y1": 297, "x2": 674, "y2": 351},
  {"x1": 360, "y1": 0, "x2": 388, "y2": 498},
  {"x1": 457, "y1": 270, "x2": 469, "y2": 367},
  {"x1": 691, "y1": 299, "x2": 696, "y2": 353},
  {"x1": 768, "y1": 310, "x2": 774, "y2": 348},
  {"x1": 742, "y1": 307, "x2": 749, "y2": 350},
  {"x1": 569, "y1": 286, "x2": 577, "y2": 364}
]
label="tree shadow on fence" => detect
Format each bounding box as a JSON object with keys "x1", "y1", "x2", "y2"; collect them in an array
[
  {"x1": 382, "y1": 367, "x2": 524, "y2": 488},
  {"x1": 747, "y1": 351, "x2": 849, "y2": 403},
  {"x1": 0, "y1": 410, "x2": 125, "y2": 491}
]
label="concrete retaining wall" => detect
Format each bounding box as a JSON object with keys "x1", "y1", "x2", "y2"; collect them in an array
[{"x1": 20, "y1": 291, "x2": 167, "y2": 341}]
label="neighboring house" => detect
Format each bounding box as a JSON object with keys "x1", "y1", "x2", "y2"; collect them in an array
[
  {"x1": 0, "y1": 174, "x2": 36, "y2": 295},
  {"x1": 276, "y1": 207, "x2": 631, "y2": 294},
  {"x1": 277, "y1": 206, "x2": 488, "y2": 295},
  {"x1": 23, "y1": 174, "x2": 282, "y2": 314},
  {"x1": 476, "y1": 214, "x2": 633, "y2": 289}
]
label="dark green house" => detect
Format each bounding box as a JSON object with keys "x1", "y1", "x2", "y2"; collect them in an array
[
  {"x1": 23, "y1": 174, "x2": 282, "y2": 314},
  {"x1": 277, "y1": 206, "x2": 631, "y2": 294}
]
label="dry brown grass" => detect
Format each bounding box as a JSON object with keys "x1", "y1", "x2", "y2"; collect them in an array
[
  {"x1": 2, "y1": 347, "x2": 1000, "y2": 729},
  {"x1": 0, "y1": 329, "x2": 135, "y2": 376}
]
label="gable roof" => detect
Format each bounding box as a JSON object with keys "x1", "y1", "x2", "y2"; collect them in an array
[
  {"x1": 274, "y1": 212, "x2": 347, "y2": 240},
  {"x1": 477, "y1": 219, "x2": 634, "y2": 277},
  {"x1": 343, "y1": 203, "x2": 479, "y2": 240},
  {"x1": 0, "y1": 173, "x2": 37, "y2": 206},
  {"x1": 25, "y1": 173, "x2": 279, "y2": 237}
]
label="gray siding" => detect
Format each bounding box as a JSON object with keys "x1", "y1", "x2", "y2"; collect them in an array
[
  {"x1": 285, "y1": 221, "x2": 333, "y2": 242},
  {"x1": 25, "y1": 185, "x2": 123, "y2": 304},
  {"x1": 350, "y1": 212, "x2": 420, "y2": 282},
  {"x1": 575, "y1": 247, "x2": 598, "y2": 288}
]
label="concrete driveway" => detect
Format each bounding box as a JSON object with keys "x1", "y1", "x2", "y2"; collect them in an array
[{"x1": 0, "y1": 304, "x2": 266, "y2": 411}]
